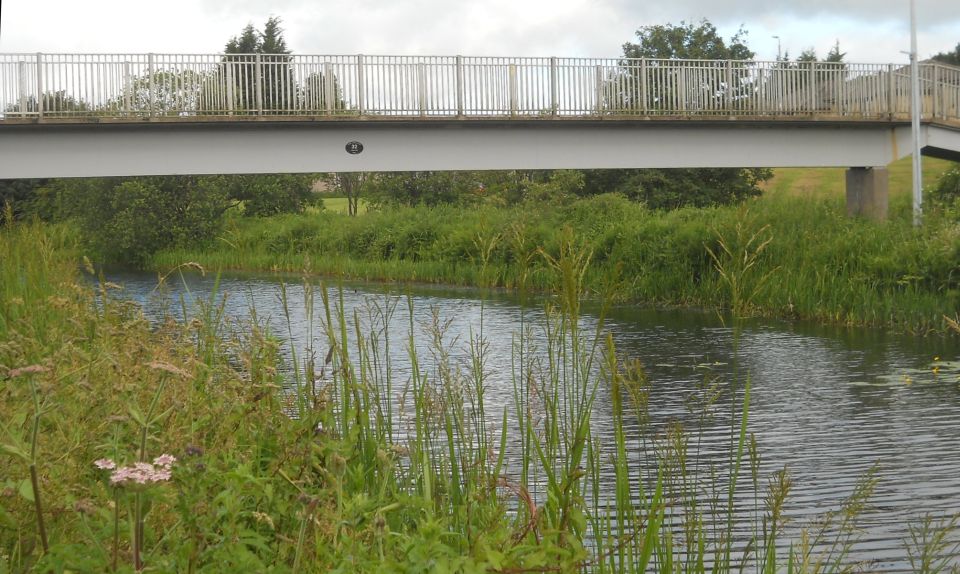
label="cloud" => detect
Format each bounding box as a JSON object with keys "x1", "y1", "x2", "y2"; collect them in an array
[{"x1": 0, "y1": 0, "x2": 956, "y2": 63}]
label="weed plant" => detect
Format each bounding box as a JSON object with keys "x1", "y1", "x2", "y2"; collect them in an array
[
  {"x1": 2, "y1": 217, "x2": 955, "y2": 572},
  {"x1": 153, "y1": 184, "x2": 960, "y2": 332}
]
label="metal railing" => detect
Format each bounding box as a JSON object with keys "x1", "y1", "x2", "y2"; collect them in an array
[{"x1": 1, "y1": 53, "x2": 958, "y2": 122}]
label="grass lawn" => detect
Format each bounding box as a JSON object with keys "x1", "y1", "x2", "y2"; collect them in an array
[
  {"x1": 763, "y1": 156, "x2": 953, "y2": 199},
  {"x1": 318, "y1": 196, "x2": 370, "y2": 215}
]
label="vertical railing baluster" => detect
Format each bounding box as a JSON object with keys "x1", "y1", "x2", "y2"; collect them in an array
[
  {"x1": 836, "y1": 65, "x2": 844, "y2": 116},
  {"x1": 226, "y1": 61, "x2": 235, "y2": 114},
  {"x1": 887, "y1": 63, "x2": 895, "y2": 119},
  {"x1": 932, "y1": 64, "x2": 940, "y2": 119},
  {"x1": 254, "y1": 53, "x2": 263, "y2": 114},
  {"x1": 724, "y1": 60, "x2": 733, "y2": 113},
  {"x1": 357, "y1": 54, "x2": 365, "y2": 115},
  {"x1": 550, "y1": 57, "x2": 558, "y2": 115},
  {"x1": 594, "y1": 64, "x2": 603, "y2": 113},
  {"x1": 508, "y1": 63, "x2": 517, "y2": 116},
  {"x1": 809, "y1": 61, "x2": 817, "y2": 115},
  {"x1": 35, "y1": 53, "x2": 44, "y2": 119},
  {"x1": 417, "y1": 62, "x2": 426, "y2": 116},
  {"x1": 456, "y1": 55, "x2": 464, "y2": 116},
  {"x1": 18, "y1": 60, "x2": 27, "y2": 115},
  {"x1": 640, "y1": 58, "x2": 647, "y2": 114},
  {"x1": 323, "y1": 62, "x2": 334, "y2": 115},
  {"x1": 123, "y1": 61, "x2": 132, "y2": 115},
  {"x1": 678, "y1": 65, "x2": 686, "y2": 113},
  {"x1": 148, "y1": 53, "x2": 155, "y2": 117}
]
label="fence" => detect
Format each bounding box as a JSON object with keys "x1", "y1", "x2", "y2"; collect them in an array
[{"x1": 1, "y1": 53, "x2": 958, "y2": 121}]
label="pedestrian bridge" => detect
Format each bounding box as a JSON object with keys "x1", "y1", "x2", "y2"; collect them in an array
[{"x1": 1, "y1": 53, "x2": 959, "y2": 217}]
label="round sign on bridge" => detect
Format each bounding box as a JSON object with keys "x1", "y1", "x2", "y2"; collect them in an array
[{"x1": 345, "y1": 141, "x2": 364, "y2": 155}]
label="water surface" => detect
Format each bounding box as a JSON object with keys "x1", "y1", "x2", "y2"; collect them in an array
[{"x1": 107, "y1": 270, "x2": 960, "y2": 570}]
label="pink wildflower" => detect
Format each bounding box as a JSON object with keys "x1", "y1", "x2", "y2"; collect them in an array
[
  {"x1": 108, "y1": 457, "x2": 175, "y2": 487},
  {"x1": 94, "y1": 458, "x2": 117, "y2": 470},
  {"x1": 153, "y1": 454, "x2": 177, "y2": 468}
]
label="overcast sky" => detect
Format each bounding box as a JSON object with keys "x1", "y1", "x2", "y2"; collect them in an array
[{"x1": 1, "y1": 0, "x2": 957, "y2": 63}]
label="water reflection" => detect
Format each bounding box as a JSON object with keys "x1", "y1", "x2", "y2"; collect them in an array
[{"x1": 104, "y1": 270, "x2": 960, "y2": 570}]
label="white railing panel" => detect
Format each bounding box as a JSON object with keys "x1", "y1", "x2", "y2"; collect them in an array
[{"x1": 0, "y1": 54, "x2": 956, "y2": 123}]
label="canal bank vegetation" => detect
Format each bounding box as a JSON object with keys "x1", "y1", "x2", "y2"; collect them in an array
[
  {"x1": 148, "y1": 158, "x2": 960, "y2": 334},
  {"x1": 8, "y1": 215, "x2": 954, "y2": 572}
]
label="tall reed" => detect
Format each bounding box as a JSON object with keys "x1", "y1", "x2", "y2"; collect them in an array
[{"x1": 3, "y1": 220, "x2": 953, "y2": 572}]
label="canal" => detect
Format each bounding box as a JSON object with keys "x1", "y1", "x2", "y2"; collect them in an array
[{"x1": 107, "y1": 269, "x2": 960, "y2": 570}]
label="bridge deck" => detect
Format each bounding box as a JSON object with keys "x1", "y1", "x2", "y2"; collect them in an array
[
  {"x1": 1, "y1": 54, "x2": 958, "y2": 124},
  {"x1": 1, "y1": 54, "x2": 958, "y2": 180}
]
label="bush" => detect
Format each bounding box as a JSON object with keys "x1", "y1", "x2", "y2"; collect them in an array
[{"x1": 930, "y1": 163, "x2": 960, "y2": 209}]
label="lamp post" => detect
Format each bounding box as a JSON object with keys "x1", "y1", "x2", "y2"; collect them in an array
[
  {"x1": 772, "y1": 35, "x2": 782, "y2": 61},
  {"x1": 910, "y1": 0, "x2": 922, "y2": 226}
]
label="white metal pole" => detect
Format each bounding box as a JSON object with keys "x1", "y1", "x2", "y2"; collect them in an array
[{"x1": 910, "y1": 0, "x2": 923, "y2": 226}]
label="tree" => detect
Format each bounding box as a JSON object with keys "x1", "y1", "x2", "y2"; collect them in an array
[
  {"x1": 824, "y1": 40, "x2": 846, "y2": 63},
  {"x1": 0, "y1": 179, "x2": 50, "y2": 219},
  {"x1": 362, "y1": 172, "x2": 474, "y2": 209},
  {"x1": 613, "y1": 20, "x2": 754, "y2": 113},
  {"x1": 931, "y1": 43, "x2": 960, "y2": 66},
  {"x1": 221, "y1": 17, "x2": 296, "y2": 112},
  {"x1": 931, "y1": 163, "x2": 960, "y2": 207},
  {"x1": 4, "y1": 91, "x2": 89, "y2": 116},
  {"x1": 587, "y1": 20, "x2": 771, "y2": 209},
  {"x1": 49, "y1": 177, "x2": 234, "y2": 265},
  {"x1": 330, "y1": 173, "x2": 371, "y2": 215},
  {"x1": 118, "y1": 70, "x2": 205, "y2": 116},
  {"x1": 797, "y1": 49, "x2": 818, "y2": 63},
  {"x1": 301, "y1": 71, "x2": 347, "y2": 113},
  {"x1": 581, "y1": 168, "x2": 770, "y2": 210},
  {"x1": 623, "y1": 20, "x2": 753, "y2": 61},
  {"x1": 216, "y1": 174, "x2": 320, "y2": 217}
]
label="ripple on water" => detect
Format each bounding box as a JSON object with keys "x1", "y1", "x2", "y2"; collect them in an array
[{"x1": 105, "y1": 272, "x2": 960, "y2": 570}]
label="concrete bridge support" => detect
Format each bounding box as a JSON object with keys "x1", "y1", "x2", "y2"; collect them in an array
[{"x1": 846, "y1": 167, "x2": 889, "y2": 220}]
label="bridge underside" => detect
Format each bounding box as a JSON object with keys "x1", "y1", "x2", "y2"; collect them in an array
[
  {"x1": 1, "y1": 119, "x2": 958, "y2": 220},
  {"x1": 2, "y1": 119, "x2": 957, "y2": 179}
]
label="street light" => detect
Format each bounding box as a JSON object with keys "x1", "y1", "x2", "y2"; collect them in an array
[
  {"x1": 909, "y1": 0, "x2": 922, "y2": 226},
  {"x1": 772, "y1": 35, "x2": 782, "y2": 61}
]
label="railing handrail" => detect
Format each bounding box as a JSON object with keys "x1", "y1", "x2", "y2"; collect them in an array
[
  {"x1": 1, "y1": 53, "x2": 957, "y2": 123},
  {"x1": 0, "y1": 52, "x2": 928, "y2": 64}
]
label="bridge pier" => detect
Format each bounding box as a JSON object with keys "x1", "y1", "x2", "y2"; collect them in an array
[{"x1": 845, "y1": 167, "x2": 889, "y2": 220}]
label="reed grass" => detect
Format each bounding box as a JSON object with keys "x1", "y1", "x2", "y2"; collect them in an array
[
  {"x1": 2, "y1": 219, "x2": 955, "y2": 572},
  {"x1": 151, "y1": 160, "x2": 960, "y2": 332}
]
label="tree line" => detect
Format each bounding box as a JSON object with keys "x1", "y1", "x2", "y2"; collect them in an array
[{"x1": 2, "y1": 19, "x2": 957, "y2": 267}]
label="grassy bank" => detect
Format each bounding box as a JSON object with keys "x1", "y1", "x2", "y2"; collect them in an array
[
  {"x1": 5, "y1": 217, "x2": 959, "y2": 571},
  {"x1": 152, "y1": 160, "x2": 960, "y2": 332}
]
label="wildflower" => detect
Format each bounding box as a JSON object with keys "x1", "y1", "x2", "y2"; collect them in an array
[
  {"x1": 94, "y1": 458, "x2": 117, "y2": 470},
  {"x1": 184, "y1": 444, "x2": 204, "y2": 457},
  {"x1": 107, "y1": 455, "x2": 176, "y2": 487},
  {"x1": 153, "y1": 454, "x2": 177, "y2": 468},
  {"x1": 253, "y1": 511, "x2": 275, "y2": 529}
]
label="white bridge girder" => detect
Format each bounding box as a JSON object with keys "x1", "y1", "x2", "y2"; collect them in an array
[{"x1": 1, "y1": 119, "x2": 957, "y2": 179}]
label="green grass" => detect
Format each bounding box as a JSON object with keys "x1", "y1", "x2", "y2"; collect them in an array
[
  {"x1": 151, "y1": 160, "x2": 960, "y2": 332},
  {"x1": 6, "y1": 218, "x2": 921, "y2": 572},
  {"x1": 319, "y1": 196, "x2": 370, "y2": 215},
  {"x1": 762, "y1": 157, "x2": 952, "y2": 219}
]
